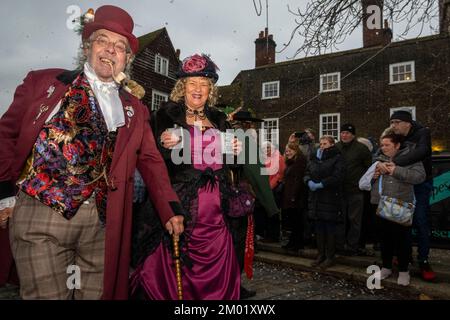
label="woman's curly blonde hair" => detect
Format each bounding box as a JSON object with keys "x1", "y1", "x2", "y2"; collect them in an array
[{"x1": 170, "y1": 78, "x2": 218, "y2": 107}]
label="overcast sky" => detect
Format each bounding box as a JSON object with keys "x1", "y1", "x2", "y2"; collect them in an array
[{"x1": 0, "y1": 0, "x2": 437, "y2": 115}]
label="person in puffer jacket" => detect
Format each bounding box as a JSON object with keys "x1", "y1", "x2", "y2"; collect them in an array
[{"x1": 304, "y1": 135, "x2": 345, "y2": 270}]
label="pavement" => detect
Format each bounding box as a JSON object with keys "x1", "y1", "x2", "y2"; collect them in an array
[
  {"x1": 241, "y1": 261, "x2": 418, "y2": 300},
  {"x1": 255, "y1": 241, "x2": 450, "y2": 300}
]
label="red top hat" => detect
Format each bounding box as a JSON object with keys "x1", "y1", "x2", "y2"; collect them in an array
[{"x1": 82, "y1": 5, "x2": 139, "y2": 53}]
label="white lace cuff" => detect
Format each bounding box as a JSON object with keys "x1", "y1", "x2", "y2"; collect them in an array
[{"x1": 0, "y1": 196, "x2": 16, "y2": 211}]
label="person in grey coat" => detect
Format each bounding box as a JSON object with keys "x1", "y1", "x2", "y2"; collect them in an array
[{"x1": 361, "y1": 133, "x2": 425, "y2": 286}]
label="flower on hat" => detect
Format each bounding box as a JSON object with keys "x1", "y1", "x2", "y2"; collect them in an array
[
  {"x1": 182, "y1": 54, "x2": 208, "y2": 73},
  {"x1": 176, "y1": 53, "x2": 220, "y2": 82}
]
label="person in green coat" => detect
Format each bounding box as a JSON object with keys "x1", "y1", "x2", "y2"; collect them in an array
[{"x1": 228, "y1": 110, "x2": 279, "y2": 299}]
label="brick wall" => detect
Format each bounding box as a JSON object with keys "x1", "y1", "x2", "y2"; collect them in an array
[{"x1": 233, "y1": 35, "x2": 450, "y2": 151}]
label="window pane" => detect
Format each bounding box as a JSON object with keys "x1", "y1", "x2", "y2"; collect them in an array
[
  {"x1": 155, "y1": 57, "x2": 160, "y2": 72},
  {"x1": 321, "y1": 114, "x2": 339, "y2": 139},
  {"x1": 162, "y1": 59, "x2": 168, "y2": 74}
]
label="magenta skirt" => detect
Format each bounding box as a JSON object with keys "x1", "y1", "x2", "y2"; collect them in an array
[{"x1": 130, "y1": 181, "x2": 240, "y2": 300}]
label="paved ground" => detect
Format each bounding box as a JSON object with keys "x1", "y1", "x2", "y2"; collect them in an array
[
  {"x1": 0, "y1": 284, "x2": 19, "y2": 300},
  {"x1": 242, "y1": 261, "x2": 418, "y2": 300},
  {"x1": 256, "y1": 241, "x2": 450, "y2": 299},
  {"x1": 1, "y1": 260, "x2": 417, "y2": 300}
]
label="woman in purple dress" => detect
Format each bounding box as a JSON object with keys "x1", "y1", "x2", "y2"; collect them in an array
[{"x1": 130, "y1": 54, "x2": 241, "y2": 300}]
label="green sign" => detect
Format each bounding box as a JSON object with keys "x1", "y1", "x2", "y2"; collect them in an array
[{"x1": 430, "y1": 171, "x2": 450, "y2": 205}]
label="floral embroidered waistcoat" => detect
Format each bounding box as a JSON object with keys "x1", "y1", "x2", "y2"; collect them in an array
[{"x1": 18, "y1": 74, "x2": 117, "y2": 224}]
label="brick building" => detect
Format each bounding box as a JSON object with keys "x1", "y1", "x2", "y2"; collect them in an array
[
  {"x1": 218, "y1": 0, "x2": 450, "y2": 152},
  {"x1": 131, "y1": 27, "x2": 180, "y2": 111}
]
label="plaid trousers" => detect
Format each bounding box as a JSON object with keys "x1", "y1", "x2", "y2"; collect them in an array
[{"x1": 9, "y1": 191, "x2": 105, "y2": 299}]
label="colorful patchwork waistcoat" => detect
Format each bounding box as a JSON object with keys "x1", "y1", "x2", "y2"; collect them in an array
[{"x1": 18, "y1": 73, "x2": 117, "y2": 224}]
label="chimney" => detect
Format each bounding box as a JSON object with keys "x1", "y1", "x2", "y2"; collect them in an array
[
  {"x1": 175, "y1": 49, "x2": 181, "y2": 60},
  {"x1": 440, "y1": 0, "x2": 450, "y2": 34},
  {"x1": 362, "y1": 0, "x2": 392, "y2": 47},
  {"x1": 254, "y1": 27, "x2": 276, "y2": 67}
]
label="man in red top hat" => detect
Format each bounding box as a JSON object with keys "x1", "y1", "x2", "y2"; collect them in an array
[{"x1": 0, "y1": 5, "x2": 184, "y2": 299}]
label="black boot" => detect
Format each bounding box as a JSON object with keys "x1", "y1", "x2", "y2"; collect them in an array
[
  {"x1": 311, "y1": 231, "x2": 326, "y2": 267},
  {"x1": 320, "y1": 233, "x2": 336, "y2": 270}
]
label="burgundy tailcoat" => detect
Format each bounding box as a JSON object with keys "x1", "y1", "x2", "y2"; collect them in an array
[{"x1": 0, "y1": 69, "x2": 182, "y2": 299}]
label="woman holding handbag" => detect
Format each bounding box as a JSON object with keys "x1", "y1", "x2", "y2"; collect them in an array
[{"x1": 369, "y1": 133, "x2": 425, "y2": 286}]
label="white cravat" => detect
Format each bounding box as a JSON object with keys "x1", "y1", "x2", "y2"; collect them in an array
[{"x1": 83, "y1": 63, "x2": 125, "y2": 132}]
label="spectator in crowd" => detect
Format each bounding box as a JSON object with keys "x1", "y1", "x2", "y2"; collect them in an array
[
  {"x1": 288, "y1": 131, "x2": 315, "y2": 161},
  {"x1": 360, "y1": 132, "x2": 425, "y2": 286},
  {"x1": 305, "y1": 135, "x2": 345, "y2": 269},
  {"x1": 259, "y1": 142, "x2": 285, "y2": 242},
  {"x1": 388, "y1": 110, "x2": 436, "y2": 281},
  {"x1": 305, "y1": 128, "x2": 319, "y2": 149},
  {"x1": 357, "y1": 137, "x2": 378, "y2": 255},
  {"x1": 336, "y1": 124, "x2": 372, "y2": 255},
  {"x1": 281, "y1": 142, "x2": 308, "y2": 251}
]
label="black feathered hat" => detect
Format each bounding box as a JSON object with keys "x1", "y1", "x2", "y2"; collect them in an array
[{"x1": 176, "y1": 53, "x2": 219, "y2": 83}]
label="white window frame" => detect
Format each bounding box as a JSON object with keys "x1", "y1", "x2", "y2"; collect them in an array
[
  {"x1": 320, "y1": 72, "x2": 341, "y2": 93},
  {"x1": 390, "y1": 106, "x2": 416, "y2": 121},
  {"x1": 319, "y1": 113, "x2": 340, "y2": 140},
  {"x1": 151, "y1": 90, "x2": 169, "y2": 111},
  {"x1": 389, "y1": 61, "x2": 415, "y2": 84},
  {"x1": 154, "y1": 54, "x2": 169, "y2": 76},
  {"x1": 261, "y1": 118, "x2": 279, "y2": 147},
  {"x1": 261, "y1": 81, "x2": 280, "y2": 100}
]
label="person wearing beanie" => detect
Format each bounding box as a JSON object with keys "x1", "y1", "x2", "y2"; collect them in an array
[
  {"x1": 390, "y1": 110, "x2": 413, "y2": 123},
  {"x1": 335, "y1": 124, "x2": 372, "y2": 255},
  {"x1": 0, "y1": 5, "x2": 184, "y2": 299},
  {"x1": 387, "y1": 110, "x2": 436, "y2": 281}
]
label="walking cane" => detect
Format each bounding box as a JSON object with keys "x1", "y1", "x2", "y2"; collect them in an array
[{"x1": 173, "y1": 234, "x2": 183, "y2": 300}]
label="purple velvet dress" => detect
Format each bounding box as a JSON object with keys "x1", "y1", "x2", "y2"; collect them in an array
[{"x1": 130, "y1": 126, "x2": 240, "y2": 300}]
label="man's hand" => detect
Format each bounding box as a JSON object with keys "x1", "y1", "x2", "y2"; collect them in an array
[
  {"x1": 385, "y1": 162, "x2": 396, "y2": 175},
  {"x1": 0, "y1": 207, "x2": 13, "y2": 229},
  {"x1": 376, "y1": 162, "x2": 390, "y2": 174},
  {"x1": 165, "y1": 215, "x2": 184, "y2": 236}
]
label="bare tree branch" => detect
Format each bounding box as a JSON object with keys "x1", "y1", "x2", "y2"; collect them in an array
[{"x1": 280, "y1": 0, "x2": 440, "y2": 58}]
